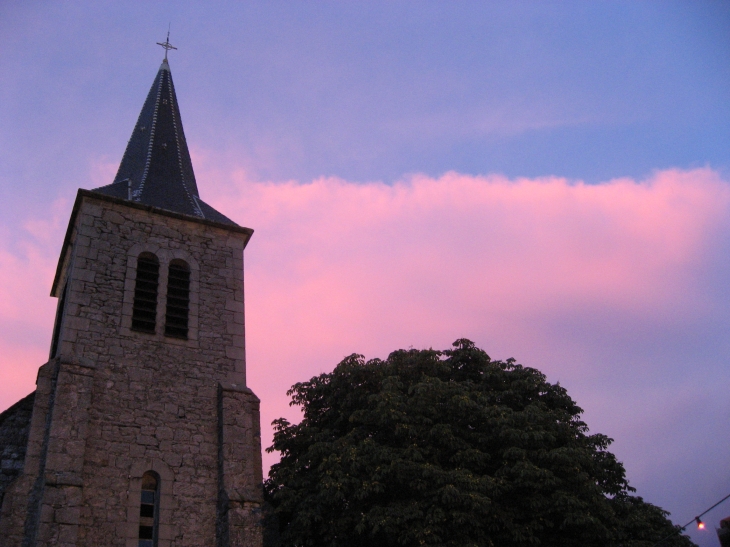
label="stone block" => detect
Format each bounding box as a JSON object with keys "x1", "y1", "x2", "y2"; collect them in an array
[
  {"x1": 103, "y1": 210, "x2": 126, "y2": 225},
  {"x1": 55, "y1": 507, "x2": 80, "y2": 525},
  {"x1": 65, "y1": 316, "x2": 90, "y2": 331},
  {"x1": 225, "y1": 346, "x2": 245, "y2": 360},
  {"x1": 225, "y1": 299, "x2": 242, "y2": 312}
]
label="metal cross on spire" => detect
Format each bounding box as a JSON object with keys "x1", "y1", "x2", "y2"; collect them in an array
[{"x1": 156, "y1": 29, "x2": 177, "y2": 61}]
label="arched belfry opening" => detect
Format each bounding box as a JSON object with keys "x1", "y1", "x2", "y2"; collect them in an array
[
  {"x1": 165, "y1": 259, "x2": 190, "y2": 339},
  {"x1": 132, "y1": 253, "x2": 160, "y2": 333}
]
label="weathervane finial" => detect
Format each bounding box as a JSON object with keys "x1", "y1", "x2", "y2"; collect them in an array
[{"x1": 156, "y1": 26, "x2": 177, "y2": 61}]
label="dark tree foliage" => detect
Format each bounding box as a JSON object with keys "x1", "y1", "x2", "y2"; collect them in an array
[{"x1": 264, "y1": 339, "x2": 695, "y2": 547}]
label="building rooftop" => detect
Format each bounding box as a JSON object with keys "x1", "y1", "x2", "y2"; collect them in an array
[{"x1": 92, "y1": 59, "x2": 237, "y2": 226}]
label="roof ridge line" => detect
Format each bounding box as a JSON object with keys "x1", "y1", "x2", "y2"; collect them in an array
[
  {"x1": 167, "y1": 74, "x2": 204, "y2": 218},
  {"x1": 135, "y1": 70, "x2": 164, "y2": 200}
]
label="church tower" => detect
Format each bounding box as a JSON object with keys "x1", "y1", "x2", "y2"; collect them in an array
[{"x1": 0, "y1": 48, "x2": 263, "y2": 547}]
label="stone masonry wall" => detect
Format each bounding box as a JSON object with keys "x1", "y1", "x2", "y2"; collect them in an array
[
  {"x1": 0, "y1": 392, "x2": 35, "y2": 507},
  {"x1": 0, "y1": 193, "x2": 262, "y2": 547}
]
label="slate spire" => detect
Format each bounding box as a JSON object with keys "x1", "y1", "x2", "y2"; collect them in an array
[{"x1": 93, "y1": 58, "x2": 236, "y2": 226}]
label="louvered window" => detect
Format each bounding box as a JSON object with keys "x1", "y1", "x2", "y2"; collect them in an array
[
  {"x1": 131, "y1": 253, "x2": 159, "y2": 333},
  {"x1": 165, "y1": 260, "x2": 190, "y2": 339},
  {"x1": 138, "y1": 472, "x2": 159, "y2": 547}
]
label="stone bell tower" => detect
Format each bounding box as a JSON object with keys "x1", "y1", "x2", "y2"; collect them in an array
[{"x1": 0, "y1": 45, "x2": 263, "y2": 547}]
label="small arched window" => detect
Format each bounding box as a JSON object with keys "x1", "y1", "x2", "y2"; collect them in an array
[
  {"x1": 138, "y1": 471, "x2": 159, "y2": 547},
  {"x1": 165, "y1": 260, "x2": 190, "y2": 339},
  {"x1": 132, "y1": 253, "x2": 159, "y2": 333}
]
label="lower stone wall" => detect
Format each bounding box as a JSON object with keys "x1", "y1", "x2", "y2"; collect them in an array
[{"x1": 0, "y1": 392, "x2": 36, "y2": 507}]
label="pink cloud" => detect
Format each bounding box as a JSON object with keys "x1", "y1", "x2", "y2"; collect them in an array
[
  {"x1": 194, "y1": 168, "x2": 730, "y2": 476},
  {"x1": 0, "y1": 237, "x2": 58, "y2": 410},
  {"x1": 1, "y1": 168, "x2": 728, "y2": 519}
]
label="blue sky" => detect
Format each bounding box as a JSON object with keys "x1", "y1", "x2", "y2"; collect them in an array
[
  {"x1": 1, "y1": 2, "x2": 729, "y2": 545},
  {"x1": 2, "y1": 2, "x2": 728, "y2": 197}
]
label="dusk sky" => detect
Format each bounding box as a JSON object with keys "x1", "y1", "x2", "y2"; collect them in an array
[{"x1": 1, "y1": 2, "x2": 729, "y2": 544}]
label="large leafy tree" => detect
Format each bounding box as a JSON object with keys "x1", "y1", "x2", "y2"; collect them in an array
[{"x1": 264, "y1": 339, "x2": 694, "y2": 547}]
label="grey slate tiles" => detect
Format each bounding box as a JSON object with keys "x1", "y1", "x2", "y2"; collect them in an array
[{"x1": 92, "y1": 60, "x2": 237, "y2": 226}]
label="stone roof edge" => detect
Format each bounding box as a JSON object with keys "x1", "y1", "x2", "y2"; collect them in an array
[
  {"x1": 0, "y1": 391, "x2": 36, "y2": 425},
  {"x1": 50, "y1": 189, "x2": 254, "y2": 297}
]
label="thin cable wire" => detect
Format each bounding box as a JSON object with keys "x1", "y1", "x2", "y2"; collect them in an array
[{"x1": 652, "y1": 491, "x2": 730, "y2": 547}]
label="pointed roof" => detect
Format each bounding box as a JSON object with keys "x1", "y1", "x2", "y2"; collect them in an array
[{"x1": 92, "y1": 59, "x2": 237, "y2": 226}]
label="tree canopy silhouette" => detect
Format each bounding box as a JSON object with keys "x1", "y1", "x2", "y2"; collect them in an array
[{"x1": 264, "y1": 339, "x2": 694, "y2": 547}]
